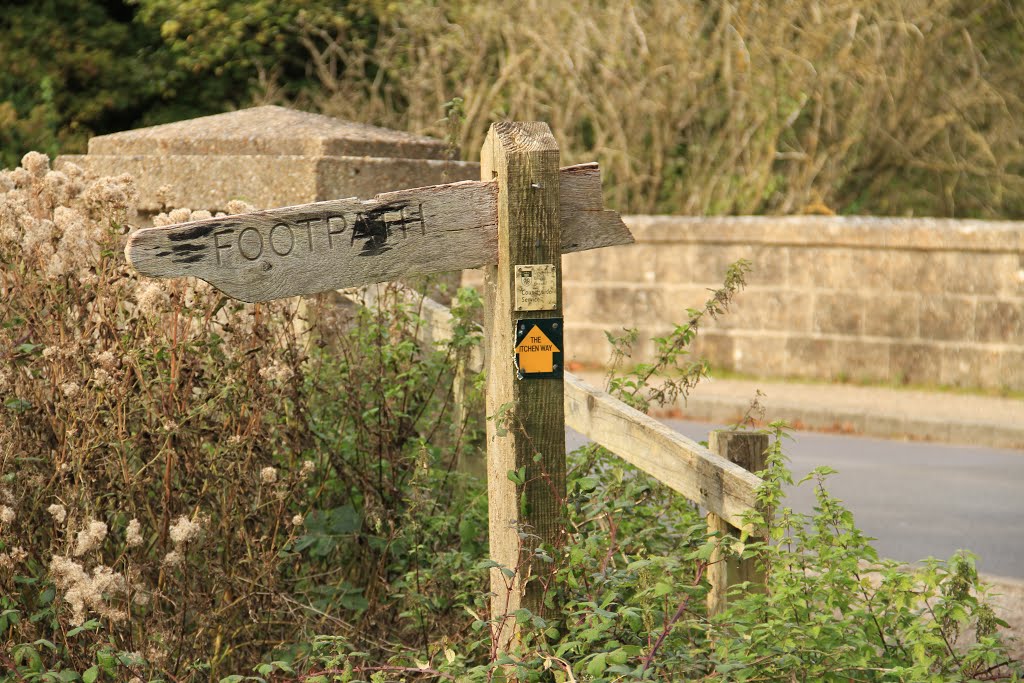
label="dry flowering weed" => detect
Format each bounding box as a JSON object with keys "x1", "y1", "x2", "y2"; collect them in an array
[
  {"x1": 168, "y1": 515, "x2": 203, "y2": 547},
  {"x1": 49, "y1": 555, "x2": 127, "y2": 626},
  {"x1": 1, "y1": 152, "x2": 319, "y2": 673},
  {"x1": 225, "y1": 199, "x2": 256, "y2": 215},
  {"x1": 0, "y1": 151, "x2": 479, "y2": 678},
  {"x1": 259, "y1": 359, "x2": 295, "y2": 383},
  {"x1": 125, "y1": 518, "x2": 143, "y2": 548},
  {"x1": 0, "y1": 546, "x2": 27, "y2": 570},
  {"x1": 47, "y1": 503, "x2": 67, "y2": 524},
  {"x1": 73, "y1": 519, "x2": 108, "y2": 556},
  {"x1": 260, "y1": 466, "x2": 278, "y2": 485},
  {"x1": 162, "y1": 550, "x2": 182, "y2": 568}
]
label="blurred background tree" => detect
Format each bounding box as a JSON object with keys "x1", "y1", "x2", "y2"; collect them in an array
[
  {"x1": 1, "y1": 0, "x2": 1021, "y2": 218},
  {"x1": 0, "y1": 0, "x2": 378, "y2": 168},
  {"x1": 0, "y1": 0, "x2": 160, "y2": 166}
]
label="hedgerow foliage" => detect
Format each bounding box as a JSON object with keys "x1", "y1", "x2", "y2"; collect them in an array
[
  {"x1": 313, "y1": 0, "x2": 1023, "y2": 218},
  {"x1": 1, "y1": 156, "x2": 1020, "y2": 680},
  {"x1": 0, "y1": 153, "x2": 487, "y2": 679}
]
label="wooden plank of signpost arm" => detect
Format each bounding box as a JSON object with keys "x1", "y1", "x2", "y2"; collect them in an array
[
  {"x1": 125, "y1": 163, "x2": 630, "y2": 303},
  {"x1": 344, "y1": 284, "x2": 764, "y2": 532}
]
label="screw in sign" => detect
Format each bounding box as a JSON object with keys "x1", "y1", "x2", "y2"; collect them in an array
[{"x1": 514, "y1": 318, "x2": 563, "y2": 380}]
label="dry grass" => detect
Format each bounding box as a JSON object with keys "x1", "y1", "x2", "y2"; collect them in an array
[{"x1": 295, "y1": 0, "x2": 1023, "y2": 218}]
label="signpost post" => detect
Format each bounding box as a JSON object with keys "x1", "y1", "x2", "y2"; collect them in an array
[
  {"x1": 126, "y1": 121, "x2": 631, "y2": 647},
  {"x1": 480, "y1": 123, "x2": 565, "y2": 646}
]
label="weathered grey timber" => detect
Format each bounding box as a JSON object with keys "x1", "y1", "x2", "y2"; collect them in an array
[
  {"x1": 480, "y1": 122, "x2": 567, "y2": 644},
  {"x1": 126, "y1": 164, "x2": 631, "y2": 302},
  {"x1": 563, "y1": 377, "x2": 763, "y2": 531},
  {"x1": 705, "y1": 431, "x2": 769, "y2": 616}
]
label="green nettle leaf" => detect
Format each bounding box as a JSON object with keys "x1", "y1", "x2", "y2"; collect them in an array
[
  {"x1": 15, "y1": 342, "x2": 43, "y2": 355},
  {"x1": 96, "y1": 649, "x2": 117, "y2": 675},
  {"x1": 586, "y1": 652, "x2": 607, "y2": 677},
  {"x1": 33, "y1": 638, "x2": 57, "y2": 651},
  {"x1": 82, "y1": 666, "x2": 99, "y2": 683},
  {"x1": 66, "y1": 619, "x2": 101, "y2": 637},
  {"x1": 13, "y1": 644, "x2": 42, "y2": 672},
  {"x1": 653, "y1": 581, "x2": 674, "y2": 597}
]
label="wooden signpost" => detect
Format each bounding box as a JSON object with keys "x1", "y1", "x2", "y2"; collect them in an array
[
  {"x1": 127, "y1": 160, "x2": 629, "y2": 303},
  {"x1": 126, "y1": 121, "x2": 631, "y2": 643}
]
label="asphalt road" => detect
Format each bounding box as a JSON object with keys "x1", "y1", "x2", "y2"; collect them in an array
[{"x1": 569, "y1": 422, "x2": 1024, "y2": 579}]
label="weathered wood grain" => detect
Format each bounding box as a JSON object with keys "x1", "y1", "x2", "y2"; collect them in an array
[
  {"x1": 563, "y1": 374, "x2": 763, "y2": 532},
  {"x1": 481, "y1": 122, "x2": 566, "y2": 646},
  {"x1": 706, "y1": 431, "x2": 769, "y2": 616},
  {"x1": 126, "y1": 164, "x2": 632, "y2": 303}
]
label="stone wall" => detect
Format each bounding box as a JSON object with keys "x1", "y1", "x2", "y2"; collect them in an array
[{"x1": 560, "y1": 216, "x2": 1024, "y2": 392}]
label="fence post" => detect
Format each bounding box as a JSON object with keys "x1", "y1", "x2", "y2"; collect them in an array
[
  {"x1": 706, "y1": 430, "x2": 769, "y2": 617},
  {"x1": 480, "y1": 122, "x2": 566, "y2": 648}
]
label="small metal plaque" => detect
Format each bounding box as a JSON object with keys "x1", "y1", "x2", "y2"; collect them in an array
[
  {"x1": 514, "y1": 317, "x2": 563, "y2": 380},
  {"x1": 514, "y1": 264, "x2": 557, "y2": 311}
]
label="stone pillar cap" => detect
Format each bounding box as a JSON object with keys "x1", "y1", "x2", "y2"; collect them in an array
[
  {"x1": 87, "y1": 105, "x2": 449, "y2": 160},
  {"x1": 58, "y1": 106, "x2": 478, "y2": 213}
]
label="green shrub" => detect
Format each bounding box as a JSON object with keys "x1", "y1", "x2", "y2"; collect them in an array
[
  {"x1": 311, "y1": 0, "x2": 1024, "y2": 219},
  {"x1": 4, "y1": 1, "x2": 1022, "y2": 217},
  {"x1": 279, "y1": 433, "x2": 1022, "y2": 682}
]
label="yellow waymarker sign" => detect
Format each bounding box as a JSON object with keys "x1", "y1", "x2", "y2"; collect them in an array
[{"x1": 515, "y1": 325, "x2": 560, "y2": 374}]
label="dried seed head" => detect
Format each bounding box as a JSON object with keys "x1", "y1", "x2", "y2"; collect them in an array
[
  {"x1": 47, "y1": 503, "x2": 67, "y2": 524},
  {"x1": 125, "y1": 519, "x2": 143, "y2": 548},
  {"x1": 73, "y1": 520, "x2": 108, "y2": 556},
  {"x1": 168, "y1": 515, "x2": 202, "y2": 547},
  {"x1": 22, "y1": 151, "x2": 50, "y2": 177}
]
